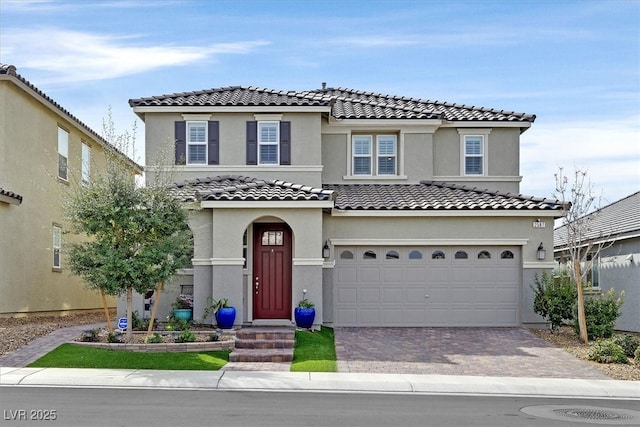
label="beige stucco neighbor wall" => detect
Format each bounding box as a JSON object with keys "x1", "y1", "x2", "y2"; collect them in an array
[{"x1": 0, "y1": 78, "x2": 118, "y2": 316}]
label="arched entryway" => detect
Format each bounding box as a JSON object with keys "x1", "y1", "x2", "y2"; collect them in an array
[{"x1": 252, "y1": 223, "x2": 293, "y2": 319}]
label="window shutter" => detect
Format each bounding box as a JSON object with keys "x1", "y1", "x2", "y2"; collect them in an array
[
  {"x1": 246, "y1": 121, "x2": 257, "y2": 165},
  {"x1": 279, "y1": 121, "x2": 291, "y2": 165},
  {"x1": 208, "y1": 121, "x2": 219, "y2": 165},
  {"x1": 175, "y1": 121, "x2": 186, "y2": 165}
]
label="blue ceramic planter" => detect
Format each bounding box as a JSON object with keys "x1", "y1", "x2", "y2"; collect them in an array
[
  {"x1": 294, "y1": 307, "x2": 315, "y2": 329},
  {"x1": 173, "y1": 309, "x2": 192, "y2": 322},
  {"x1": 215, "y1": 307, "x2": 236, "y2": 329}
]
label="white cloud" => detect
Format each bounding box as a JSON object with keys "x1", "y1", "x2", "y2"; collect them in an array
[
  {"x1": 520, "y1": 116, "x2": 640, "y2": 204},
  {"x1": 2, "y1": 28, "x2": 269, "y2": 83}
]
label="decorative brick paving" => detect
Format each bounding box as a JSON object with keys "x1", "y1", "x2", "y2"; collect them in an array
[{"x1": 334, "y1": 327, "x2": 609, "y2": 379}]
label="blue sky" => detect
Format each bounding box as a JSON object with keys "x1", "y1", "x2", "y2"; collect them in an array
[{"x1": 1, "y1": 0, "x2": 638, "y2": 204}]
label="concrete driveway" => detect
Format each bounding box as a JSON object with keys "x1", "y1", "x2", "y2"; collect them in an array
[{"x1": 334, "y1": 327, "x2": 609, "y2": 379}]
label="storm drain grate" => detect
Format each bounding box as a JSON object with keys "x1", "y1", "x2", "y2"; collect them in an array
[{"x1": 554, "y1": 408, "x2": 632, "y2": 420}]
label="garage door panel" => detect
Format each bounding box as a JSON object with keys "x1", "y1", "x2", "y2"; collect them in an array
[{"x1": 335, "y1": 246, "x2": 520, "y2": 327}]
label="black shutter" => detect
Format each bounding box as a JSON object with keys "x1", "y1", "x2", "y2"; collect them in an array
[
  {"x1": 208, "y1": 121, "x2": 219, "y2": 165},
  {"x1": 246, "y1": 121, "x2": 257, "y2": 165},
  {"x1": 280, "y1": 121, "x2": 291, "y2": 165},
  {"x1": 175, "y1": 121, "x2": 186, "y2": 165}
]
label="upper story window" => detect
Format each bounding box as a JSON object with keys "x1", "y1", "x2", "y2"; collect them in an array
[
  {"x1": 352, "y1": 134, "x2": 398, "y2": 176},
  {"x1": 52, "y1": 224, "x2": 62, "y2": 270},
  {"x1": 57, "y1": 127, "x2": 69, "y2": 180},
  {"x1": 258, "y1": 121, "x2": 279, "y2": 165},
  {"x1": 459, "y1": 129, "x2": 490, "y2": 176},
  {"x1": 81, "y1": 142, "x2": 91, "y2": 186},
  {"x1": 246, "y1": 119, "x2": 291, "y2": 165},
  {"x1": 187, "y1": 121, "x2": 207, "y2": 165}
]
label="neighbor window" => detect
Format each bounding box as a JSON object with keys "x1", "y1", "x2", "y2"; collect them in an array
[
  {"x1": 52, "y1": 225, "x2": 62, "y2": 269},
  {"x1": 187, "y1": 121, "x2": 207, "y2": 164},
  {"x1": 464, "y1": 135, "x2": 484, "y2": 175},
  {"x1": 352, "y1": 134, "x2": 398, "y2": 176},
  {"x1": 57, "y1": 127, "x2": 69, "y2": 180},
  {"x1": 81, "y1": 142, "x2": 91, "y2": 185},
  {"x1": 258, "y1": 121, "x2": 279, "y2": 164}
]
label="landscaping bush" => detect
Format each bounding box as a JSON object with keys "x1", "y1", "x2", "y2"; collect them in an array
[
  {"x1": 532, "y1": 271, "x2": 577, "y2": 331},
  {"x1": 634, "y1": 347, "x2": 640, "y2": 365},
  {"x1": 176, "y1": 330, "x2": 196, "y2": 343},
  {"x1": 574, "y1": 288, "x2": 624, "y2": 339},
  {"x1": 588, "y1": 339, "x2": 628, "y2": 364},
  {"x1": 612, "y1": 334, "x2": 640, "y2": 358},
  {"x1": 144, "y1": 332, "x2": 163, "y2": 344}
]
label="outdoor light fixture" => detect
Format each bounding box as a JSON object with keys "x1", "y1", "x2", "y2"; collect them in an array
[
  {"x1": 537, "y1": 242, "x2": 546, "y2": 260},
  {"x1": 322, "y1": 241, "x2": 330, "y2": 258}
]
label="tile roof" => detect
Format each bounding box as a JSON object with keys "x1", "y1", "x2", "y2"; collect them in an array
[
  {"x1": 324, "y1": 181, "x2": 564, "y2": 212},
  {"x1": 168, "y1": 175, "x2": 334, "y2": 203},
  {"x1": 130, "y1": 85, "x2": 535, "y2": 123},
  {"x1": 0, "y1": 64, "x2": 142, "y2": 173},
  {"x1": 554, "y1": 191, "x2": 640, "y2": 248},
  {"x1": 0, "y1": 187, "x2": 23, "y2": 205}
]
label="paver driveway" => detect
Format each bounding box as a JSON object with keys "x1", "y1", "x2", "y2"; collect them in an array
[{"x1": 334, "y1": 327, "x2": 609, "y2": 379}]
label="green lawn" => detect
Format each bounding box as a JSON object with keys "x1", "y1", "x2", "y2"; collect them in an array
[
  {"x1": 28, "y1": 344, "x2": 230, "y2": 370},
  {"x1": 290, "y1": 326, "x2": 337, "y2": 372}
]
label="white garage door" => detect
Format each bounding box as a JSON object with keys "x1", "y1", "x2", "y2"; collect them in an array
[{"x1": 334, "y1": 246, "x2": 521, "y2": 327}]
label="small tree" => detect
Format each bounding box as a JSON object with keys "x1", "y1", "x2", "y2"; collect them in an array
[
  {"x1": 554, "y1": 167, "x2": 612, "y2": 344},
  {"x1": 65, "y1": 111, "x2": 192, "y2": 342},
  {"x1": 531, "y1": 271, "x2": 577, "y2": 331}
]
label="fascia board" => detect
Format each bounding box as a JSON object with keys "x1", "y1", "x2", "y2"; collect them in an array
[
  {"x1": 146, "y1": 165, "x2": 324, "y2": 173},
  {"x1": 201, "y1": 200, "x2": 334, "y2": 209},
  {"x1": 330, "y1": 210, "x2": 562, "y2": 217},
  {"x1": 132, "y1": 106, "x2": 331, "y2": 114},
  {"x1": 441, "y1": 121, "x2": 532, "y2": 129},
  {"x1": 327, "y1": 116, "x2": 442, "y2": 129}
]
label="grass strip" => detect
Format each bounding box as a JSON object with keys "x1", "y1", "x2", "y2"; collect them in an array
[
  {"x1": 28, "y1": 343, "x2": 230, "y2": 370},
  {"x1": 291, "y1": 326, "x2": 337, "y2": 372}
]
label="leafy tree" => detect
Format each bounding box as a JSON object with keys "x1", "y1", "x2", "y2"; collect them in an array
[
  {"x1": 554, "y1": 167, "x2": 613, "y2": 344},
  {"x1": 64, "y1": 112, "x2": 192, "y2": 341}
]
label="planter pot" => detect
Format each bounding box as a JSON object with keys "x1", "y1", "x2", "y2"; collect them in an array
[
  {"x1": 294, "y1": 307, "x2": 315, "y2": 329},
  {"x1": 215, "y1": 307, "x2": 236, "y2": 329},
  {"x1": 173, "y1": 309, "x2": 193, "y2": 322}
]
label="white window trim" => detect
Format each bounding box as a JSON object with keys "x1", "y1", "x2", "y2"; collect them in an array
[
  {"x1": 57, "y1": 127, "x2": 69, "y2": 181},
  {"x1": 81, "y1": 142, "x2": 91, "y2": 186},
  {"x1": 458, "y1": 129, "x2": 491, "y2": 176},
  {"x1": 376, "y1": 135, "x2": 397, "y2": 176},
  {"x1": 352, "y1": 135, "x2": 372, "y2": 176},
  {"x1": 186, "y1": 121, "x2": 207, "y2": 165},
  {"x1": 347, "y1": 132, "x2": 404, "y2": 178},
  {"x1": 52, "y1": 225, "x2": 62, "y2": 269},
  {"x1": 258, "y1": 121, "x2": 280, "y2": 165}
]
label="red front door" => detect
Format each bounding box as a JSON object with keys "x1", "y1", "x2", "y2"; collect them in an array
[{"x1": 253, "y1": 223, "x2": 292, "y2": 319}]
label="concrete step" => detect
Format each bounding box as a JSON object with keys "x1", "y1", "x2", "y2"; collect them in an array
[
  {"x1": 229, "y1": 348, "x2": 294, "y2": 363},
  {"x1": 236, "y1": 327, "x2": 295, "y2": 341},
  {"x1": 235, "y1": 338, "x2": 294, "y2": 349}
]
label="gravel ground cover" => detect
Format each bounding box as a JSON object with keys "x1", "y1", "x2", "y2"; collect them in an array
[{"x1": 530, "y1": 326, "x2": 640, "y2": 381}]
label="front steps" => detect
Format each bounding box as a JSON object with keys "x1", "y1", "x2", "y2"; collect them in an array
[{"x1": 229, "y1": 327, "x2": 295, "y2": 363}]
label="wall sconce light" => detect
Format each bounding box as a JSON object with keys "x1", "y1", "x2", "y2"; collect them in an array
[
  {"x1": 537, "y1": 242, "x2": 546, "y2": 260},
  {"x1": 322, "y1": 241, "x2": 330, "y2": 258}
]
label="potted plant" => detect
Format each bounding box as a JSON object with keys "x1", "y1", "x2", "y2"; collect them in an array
[
  {"x1": 294, "y1": 289, "x2": 315, "y2": 329},
  {"x1": 171, "y1": 294, "x2": 193, "y2": 322},
  {"x1": 204, "y1": 297, "x2": 236, "y2": 329}
]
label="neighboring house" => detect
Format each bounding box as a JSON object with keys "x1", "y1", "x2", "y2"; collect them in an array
[
  {"x1": 0, "y1": 64, "x2": 141, "y2": 317},
  {"x1": 129, "y1": 85, "x2": 565, "y2": 328},
  {"x1": 554, "y1": 191, "x2": 640, "y2": 332}
]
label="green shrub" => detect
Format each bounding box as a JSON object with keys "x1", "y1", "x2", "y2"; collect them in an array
[
  {"x1": 131, "y1": 311, "x2": 150, "y2": 331},
  {"x1": 612, "y1": 334, "x2": 640, "y2": 358},
  {"x1": 575, "y1": 289, "x2": 624, "y2": 339},
  {"x1": 588, "y1": 339, "x2": 628, "y2": 364},
  {"x1": 531, "y1": 271, "x2": 577, "y2": 331},
  {"x1": 176, "y1": 330, "x2": 196, "y2": 343},
  {"x1": 634, "y1": 347, "x2": 640, "y2": 365},
  {"x1": 144, "y1": 333, "x2": 163, "y2": 344}
]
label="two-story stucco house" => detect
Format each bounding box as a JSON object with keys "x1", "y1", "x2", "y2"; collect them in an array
[
  {"x1": 0, "y1": 64, "x2": 141, "y2": 317},
  {"x1": 129, "y1": 85, "x2": 564, "y2": 329}
]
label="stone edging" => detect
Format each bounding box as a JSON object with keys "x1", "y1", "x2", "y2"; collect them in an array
[{"x1": 72, "y1": 340, "x2": 235, "y2": 353}]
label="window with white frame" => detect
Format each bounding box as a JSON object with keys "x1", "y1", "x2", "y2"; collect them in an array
[
  {"x1": 187, "y1": 121, "x2": 207, "y2": 164},
  {"x1": 352, "y1": 134, "x2": 398, "y2": 176},
  {"x1": 258, "y1": 121, "x2": 279, "y2": 164},
  {"x1": 52, "y1": 225, "x2": 62, "y2": 269},
  {"x1": 57, "y1": 127, "x2": 69, "y2": 180},
  {"x1": 81, "y1": 142, "x2": 91, "y2": 185},
  {"x1": 464, "y1": 135, "x2": 484, "y2": 175}
]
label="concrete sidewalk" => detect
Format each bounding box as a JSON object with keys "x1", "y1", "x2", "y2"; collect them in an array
[{"x1": 1, "y1": 367, "x2": 639, "y2": 399}]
